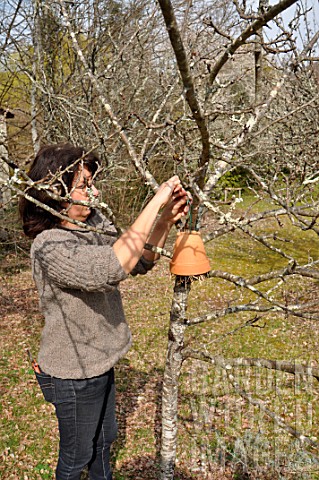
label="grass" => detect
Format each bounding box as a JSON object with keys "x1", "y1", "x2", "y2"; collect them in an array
[{"x1": 1, "y1": 195, "x2": 319, "y2": 479}]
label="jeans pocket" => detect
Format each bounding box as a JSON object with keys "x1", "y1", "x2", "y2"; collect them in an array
[{"x1": 35, "y1": 371, "x2": 56, "y2": 403}]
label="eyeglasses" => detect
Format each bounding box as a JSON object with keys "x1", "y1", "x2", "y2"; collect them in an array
[
  {"x1": 73, "y1": 178, "x2": 95, "y2": 192},
  {"x1": 74, "y1": 182, "x2": 94, "y2": 191}
]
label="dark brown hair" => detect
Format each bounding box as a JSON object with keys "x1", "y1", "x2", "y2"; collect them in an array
[{"x1": 19, "y1": 143, "x2": 100, "y2": 238}]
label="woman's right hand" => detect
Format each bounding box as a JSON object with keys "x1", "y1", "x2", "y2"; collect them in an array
[{"x1": 155, "y1": 175, "x2": 186, "y2": 209}]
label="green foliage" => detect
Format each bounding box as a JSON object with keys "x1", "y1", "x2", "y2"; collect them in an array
[
  {"x1": 213, "y1": 167, "x2": 257, "y2": 200},
  {"x1": 0, "y1": 70, "x2": 31, "y2": 108},
  {"x1": 218, "y1": 168, "x2": 248, "y2": 189}
]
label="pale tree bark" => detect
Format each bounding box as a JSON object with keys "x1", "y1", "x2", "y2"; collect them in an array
[
  {"x1": 254, "y1": 0, "x2": 269, "y2": 102},
  {"x1": 30, "y1": 0, "x2": 42, "y2": 154},
  {"x1": 157, "y1": 0, "x2": 210, "y2": 197},
  {"x1": 160, "y1": 277, "x2": 190, "y2": 480},
  {"x1": 0, "y1": 109, "x2": 14, "y2": 209}
]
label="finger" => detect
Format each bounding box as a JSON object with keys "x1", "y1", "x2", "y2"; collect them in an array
[
  {"x1": 172, "y1": 183, "x2": 184, "y2": 194},
  {"x1": 168, "y1": 175, "x2": 180, "y2": 183},
  {"x1": 172, "y1": 190, "x2": 185, "y2": 200},
  {"x1": 173, "y1": 186, "x2": 188, "y2": 197},
  {"x1": 166, "y1": 175, "x2": 180, "y2": 185},
  {"x1": 171, "y1": 199, "x2": 189, "y2": 215},
  {"x1": 164, "y1": 179, "x2": 181, "y2": 193}
]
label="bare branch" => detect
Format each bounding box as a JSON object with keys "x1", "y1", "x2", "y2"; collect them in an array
[
  {"x1": 157, "y1": 0, "x2": 210, "y2": 190},
  {"x1": 182, "y1": 351, "x2": 319, "y2": 381},
  {"x1": 209, "y1": 0, "x2": 299, "y2": 84},
  {"x1": 58, "y1": 0, "x2": 159, "y2": 191}
]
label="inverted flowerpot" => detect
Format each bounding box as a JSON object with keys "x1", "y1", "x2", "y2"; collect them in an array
[{"x1": 170, "y1": 231, "x2": 211, "y2": 276}]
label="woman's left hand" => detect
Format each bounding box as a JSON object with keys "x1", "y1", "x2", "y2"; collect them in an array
[{"x1": 159, "y1": 184, "x2": 192, "y2": 226}]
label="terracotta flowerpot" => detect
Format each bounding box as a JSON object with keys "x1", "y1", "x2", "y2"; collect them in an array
[{"x1": 170, "y1": 231, "x2": 211, "y2": 276}]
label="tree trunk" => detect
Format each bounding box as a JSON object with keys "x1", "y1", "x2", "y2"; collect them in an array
[
  {"x1": 0, "y1": 112, "x2": 12, "y2": 209},
  {"x1": 254, "y1": 0, "x2": 268, "y2": 102},
  {"x1": 31, "y1": 0, "x2": 43, "y2": 154},
  {"x1": 160, "y1": 277, "x2": 191, "y2": 480}
]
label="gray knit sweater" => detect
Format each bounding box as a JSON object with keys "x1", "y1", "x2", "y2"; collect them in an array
[{"x1": 31, "y1": 210, "x2": 154, "y2": 379}]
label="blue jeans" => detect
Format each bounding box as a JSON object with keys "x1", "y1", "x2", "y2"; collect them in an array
[{"x1": 36, "y1": 368, "x2": 117, "y2": 480}]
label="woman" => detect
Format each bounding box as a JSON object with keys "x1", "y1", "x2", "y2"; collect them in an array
[{"x1": 19, "y1": 143, "x2": 189, "y2": 480}]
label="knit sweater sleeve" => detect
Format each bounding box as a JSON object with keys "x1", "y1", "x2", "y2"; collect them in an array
[{"x1": 31, "y1": 230, "x2": 127, "y2": 292}]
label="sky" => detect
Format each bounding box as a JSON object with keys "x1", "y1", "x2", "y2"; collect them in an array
[{"x1": 266, "y1": 0, "x2": 319, "y2": 51}]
